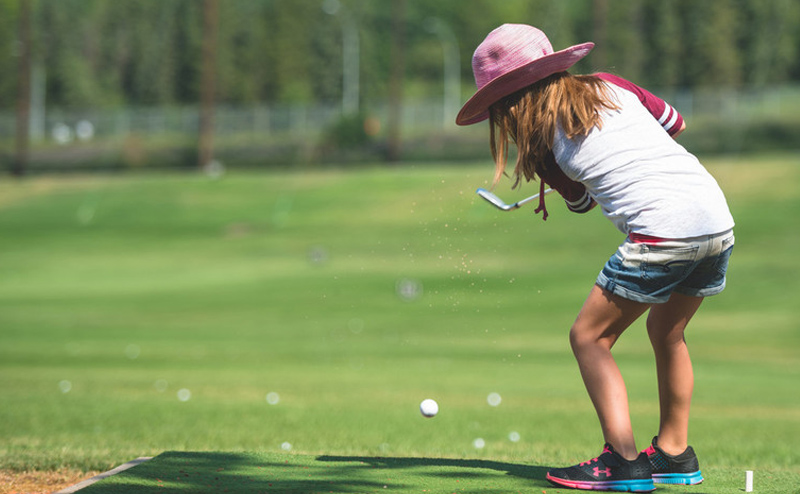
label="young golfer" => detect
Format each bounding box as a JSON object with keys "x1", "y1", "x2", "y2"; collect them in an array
[{"x1": 457, "y1": 24, "x2": 734, "y2": 492}]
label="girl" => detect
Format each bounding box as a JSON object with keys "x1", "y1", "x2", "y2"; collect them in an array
[{"x1": 456, "y1": 24, "x2": 734, "y2": 493}]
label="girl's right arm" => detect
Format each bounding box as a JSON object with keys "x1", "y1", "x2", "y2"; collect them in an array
[
  {"x1": 672, "y1": 120, "x2": 687, "y2": 138},
  {"x1": 595, "y1": 72, "x2": 685, "y2": 138}
]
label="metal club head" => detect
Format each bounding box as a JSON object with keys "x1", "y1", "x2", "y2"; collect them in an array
[{"x1": 476, "y1": 188, "x2": 515, "y2": 210}]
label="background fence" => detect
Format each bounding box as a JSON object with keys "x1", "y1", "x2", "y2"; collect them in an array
[{"x1": 2, "y1": 84, "x2": 800, "y2": 172}]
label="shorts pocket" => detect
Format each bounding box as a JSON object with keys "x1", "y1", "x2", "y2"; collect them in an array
[
  {"x1": 719, "y1": 233, "x2": 735, "y2": 253},
  {"x1": 641, "y1": 244, "x2": 699, "y2": 282}
]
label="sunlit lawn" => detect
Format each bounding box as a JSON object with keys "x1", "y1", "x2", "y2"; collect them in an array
[{"x1": 0, "y1": 154, "x2": 798, "y2": 492}]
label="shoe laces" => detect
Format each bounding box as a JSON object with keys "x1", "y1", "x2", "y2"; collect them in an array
[{"x1": 580, "y1": 444, "x2": 614, "y2": 466}]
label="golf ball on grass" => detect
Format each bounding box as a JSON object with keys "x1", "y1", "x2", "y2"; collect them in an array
[{"x1": 420, "y1": 399, "x2": 438, "y2": 417}]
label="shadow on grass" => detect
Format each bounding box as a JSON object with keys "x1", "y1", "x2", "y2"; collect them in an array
[
  {"x1": 76, "y1": 451, "x2": 555, "y2": 493},
  {"x1": 317, "y1": 455, "x2": 548, "y2": 480}
]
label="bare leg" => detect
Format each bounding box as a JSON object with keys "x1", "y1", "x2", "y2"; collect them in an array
[
  {"x1": 646, "y1": 292, "x2": 703, "y2": 456},
  {"x1": 569, "y1": 285, "x2": 651, "y2": 461}
]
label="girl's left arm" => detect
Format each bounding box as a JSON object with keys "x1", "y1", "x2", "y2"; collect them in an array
[{"x1": 539, "y1": 153, "x2": 596, "y2": 214}]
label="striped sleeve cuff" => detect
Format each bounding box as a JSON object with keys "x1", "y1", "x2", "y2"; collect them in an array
[
  {"x1": 565, "y1": 192, "x2": 593, "y2": 213},
  {"x1": 657, "y1": 103, "x2": 683, "y2": 135}
]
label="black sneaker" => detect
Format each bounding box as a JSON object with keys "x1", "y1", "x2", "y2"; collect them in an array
[
  {"x1": 642, "y1": 436, "x2": 704, "y2": 485},
  {"x1": 546, "y1": 443, "x2": 655, "y2": 492}
]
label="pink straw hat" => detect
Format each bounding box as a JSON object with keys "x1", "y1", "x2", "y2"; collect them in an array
[{"x1": 456, "y1": 24, "x2": 594, "y2": 126}]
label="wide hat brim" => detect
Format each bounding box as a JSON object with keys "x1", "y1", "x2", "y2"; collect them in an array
[{"x1": 456, "y1": 42, "x2": 594, "y2": 126}]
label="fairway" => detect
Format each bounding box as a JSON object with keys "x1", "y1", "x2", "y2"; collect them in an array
[{"x1": 1, "y1": 155, "x2": 799, "y2": 493}]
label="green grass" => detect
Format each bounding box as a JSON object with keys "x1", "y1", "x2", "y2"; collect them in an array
[
  {"x1": 76, "y1": 451, "x2": 798, "y2": 494},
  {"x1": 1, "y1": 155, "x2": 799, "y2": 493}
]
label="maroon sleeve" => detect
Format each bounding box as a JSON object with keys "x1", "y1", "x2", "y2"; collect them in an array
[
  {"x1": 596, "y1": 72, "x2": 684, "y2": 136},
  {"x1": 538, "y1": 154, "x2": 594, "y2": 214}
]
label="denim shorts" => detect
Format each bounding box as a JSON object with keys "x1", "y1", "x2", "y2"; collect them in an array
[{"x1": 596, "y1": 229, "x2": 735, "y2": 304}]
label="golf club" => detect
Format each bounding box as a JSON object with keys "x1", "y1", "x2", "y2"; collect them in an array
[{"x1": 475, "y1": 187, "x2": 554, "y2": 211}]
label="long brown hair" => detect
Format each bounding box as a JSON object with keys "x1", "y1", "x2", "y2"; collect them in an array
[{"x1": 489, "y1": 72, "x2": 619, "y2": 188}]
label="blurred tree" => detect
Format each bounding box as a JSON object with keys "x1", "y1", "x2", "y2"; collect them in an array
[
  {"x1": 681, "y1": 0, "x2": 742, "y2": 86},
  {"x1": 128, "y1": 2, "x2": 184, "y2": 104},
  {"x1": 265, "y1": 0, "x2": 317, "y2": 103},
  {"x1": 641, "y1": 0, "x2": 682, "y2": 87},
  {"x1": 738, "y1": 0, "x2": 800, "y2": 86},
  {"x1": 172, "y1": 1, "x2": 203, "y2": 104},
  {"x1": 0, "y1": 0, "x2": 20, "y2": 110},
  {"x1": 39, "y1": 1, "x2": 114, "y2": 107},
  {"x1": 310, "y1": 2, "x2": 344, "y2": 105},
  {"x1": 386, "y1": 0, "x2": 406, "y2": 162},
  {"x1": 13, "y1": 0, "x2": 31, "y2": 176},
  {"x1": 591, "y1": 0, "x2": 608, "y2": 71},
  {"x1": 198, "y1": 0, "x2": 218, "y2": 169},
  {"x1": 2, "y1": 0, "x2": 800, "y2": 113},
  {"x1": 606, "y1": 2, "x2": 644, "y2": 81},
  {"x1": 217, "y1": 1, "x2": 271, "y2": 104}
]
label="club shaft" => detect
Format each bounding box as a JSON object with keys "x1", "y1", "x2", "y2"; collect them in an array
[{"x1": 514, "y1": 188, "x2": 553, "y2": 208}]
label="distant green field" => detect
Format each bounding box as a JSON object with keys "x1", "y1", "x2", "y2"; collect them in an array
[{"x1": 1, "y1": 155, "x2": 798, "y2": 493}]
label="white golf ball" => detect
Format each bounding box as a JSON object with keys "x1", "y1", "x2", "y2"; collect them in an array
[{"x1": 419, "y1": 398, "x2": 438, "y2": 418}]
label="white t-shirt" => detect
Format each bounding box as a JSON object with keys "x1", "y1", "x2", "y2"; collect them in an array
[{"x1": 551, "y1": 76, "x2": 734, "y2": 238}]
